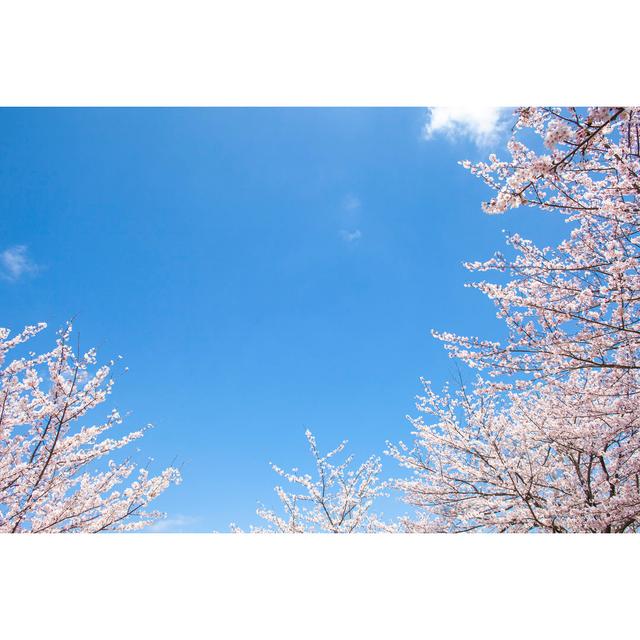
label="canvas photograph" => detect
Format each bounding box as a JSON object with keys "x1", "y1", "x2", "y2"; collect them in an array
[{"x1": 3, "y1": 106, "x2": 639, "y2": 534}]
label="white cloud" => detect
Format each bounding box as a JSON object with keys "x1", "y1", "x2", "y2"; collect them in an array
[
  {"x1": 340, "y1": 229, "x2": 362, "y2": 243},
  {"x1": 0, "y1": 245, "x2": 39, "y2": 282},
  {"x1": 423, "y1": 107, "x2": 509, "y2": 147},
  {"x1": 342, "y1": 194, "x2": 361, "y2": 212}
]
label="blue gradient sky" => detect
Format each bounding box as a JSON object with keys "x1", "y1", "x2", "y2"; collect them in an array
[{"x1": 0, "y1": 108, "x2": 567, "y2": 531}]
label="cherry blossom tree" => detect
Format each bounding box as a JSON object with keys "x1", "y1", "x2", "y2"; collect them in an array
[
  {"x1": 237, "y1": 430, "x2": 388, "y2": 532},
  {"x1": 390, "y1": 107, "x2": 640, "y2": 532},
  {"x1": 0, "y1": 322, "x2": 180, "y2": 533}
]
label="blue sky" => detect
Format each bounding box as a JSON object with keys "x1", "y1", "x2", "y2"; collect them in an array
[{"x1": 0, "y1": 108, "x2": 568, "y2": 531}]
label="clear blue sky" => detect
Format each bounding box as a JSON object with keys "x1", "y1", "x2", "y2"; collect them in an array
[{"x1": 0, "y1": 108, "x2": 566, "y2": 531}]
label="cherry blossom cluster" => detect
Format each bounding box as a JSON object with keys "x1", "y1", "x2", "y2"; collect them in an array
[
  {"x1": 392, "y1": 107, "x2": 640, "y2": 532},
  {"x1": 0, "y1": 322, "x2": 180, "y2": 532},
  {"x1": 236, "y1": 430, "x2": 390, "y2": 533}
]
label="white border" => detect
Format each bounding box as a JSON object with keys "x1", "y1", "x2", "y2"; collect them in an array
[
  {"x1": 1, "y1": 1, "x2": 638, "y2": 105},
  {"x1": 1, "y1": 534, "x2": 637, "y2": 638}
]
